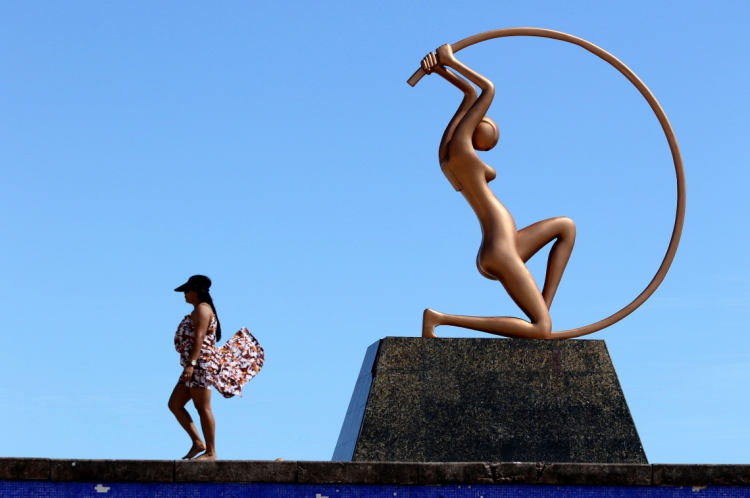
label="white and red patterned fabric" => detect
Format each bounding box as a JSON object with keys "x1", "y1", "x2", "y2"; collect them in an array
[{"x1": 174, "y1": 315, "x2": 265, "y2": 398}]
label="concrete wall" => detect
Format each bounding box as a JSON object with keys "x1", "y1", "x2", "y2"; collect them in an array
[{"x1": 3, "y1": 459, "x2": 750, "y2": 496}]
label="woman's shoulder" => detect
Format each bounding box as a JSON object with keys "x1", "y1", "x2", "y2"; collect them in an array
[{"x1": 191, "y1": 303, "x2": 214, "y2": 320}]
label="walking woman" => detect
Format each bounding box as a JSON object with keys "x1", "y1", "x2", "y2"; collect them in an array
[
  {"x1": 168, "y1": 275, "x2": 264, "y2": 460},
  {"x1": 420, "y1": 44, "x2": 576, "y2": 339}
]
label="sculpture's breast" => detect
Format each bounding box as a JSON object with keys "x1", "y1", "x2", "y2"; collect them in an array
[{"x1": 485, "y1": 165, "x2": 497, "y2": 183}]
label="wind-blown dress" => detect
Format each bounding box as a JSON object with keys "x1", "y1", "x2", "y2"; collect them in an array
[{"x1": 174, "y1": 314, "x2": 265, "y2": 398}]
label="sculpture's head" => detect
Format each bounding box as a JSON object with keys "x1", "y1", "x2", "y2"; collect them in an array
[{"x1": 472, "y1": 117, "x2": 499, "y2": 151}]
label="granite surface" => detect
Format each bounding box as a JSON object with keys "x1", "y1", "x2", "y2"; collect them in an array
[
  {"x1": 4, "y1": 459, "x2": 750, "y2": 487},
  {"x1": 338, "y1": 337, "x2": 646, "y2": 463}
]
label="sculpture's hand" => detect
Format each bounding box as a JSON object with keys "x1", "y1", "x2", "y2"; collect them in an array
[
  {"x1": 421, "y1": 52, "x2": 439, "y2": 75},
  {"x1": 436, "y1": 43, "x2": 457, "y2": 66}
]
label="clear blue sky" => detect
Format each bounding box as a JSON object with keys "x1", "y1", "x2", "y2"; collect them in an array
[{"x1": 1, "y1": 1, "x2": 749, "y2": 463}]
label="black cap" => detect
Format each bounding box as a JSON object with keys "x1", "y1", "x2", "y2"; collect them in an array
[{"x1": 174, "y1": 275, "x2": 212, "y2": 293}]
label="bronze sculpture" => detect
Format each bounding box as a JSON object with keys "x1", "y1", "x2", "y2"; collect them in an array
[{"x1": 411, "y1": 28, "x2": 686, "y2": 339}]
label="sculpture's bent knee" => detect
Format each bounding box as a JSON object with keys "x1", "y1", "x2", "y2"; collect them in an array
[
  {"x1": 534, "y1": 318, "x2": 553, "y2": 339},
  {"x1": 556, "y1": 216, "x2": 576, "y2": 241}
]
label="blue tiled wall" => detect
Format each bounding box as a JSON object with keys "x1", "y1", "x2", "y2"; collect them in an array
[{"x1": 0, "y1": 482, "x2": 746, "y2": 498}]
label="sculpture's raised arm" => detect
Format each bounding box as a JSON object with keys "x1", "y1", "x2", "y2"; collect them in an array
[
  {"x1": 421, "y1": 49, "x2": 477, "y2": 163},
  {"x1": 434, "y1": 44, "x2": 495, "y2": 149}
]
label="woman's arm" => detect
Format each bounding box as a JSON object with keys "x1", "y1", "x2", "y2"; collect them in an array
[
  {"x1": 435, "y1": 44, "x2": 495, "y2": 146},
  {"x1": 421, "y1": 52, "x2": 477, "y2": 163}
]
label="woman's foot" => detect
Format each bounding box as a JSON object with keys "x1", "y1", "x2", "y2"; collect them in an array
[
  {"x1": 422, "y1": 309, "x2": 441, "y2": 338},
  {"x1": 182, "y1": 441, "x2": 206, "y2": 460},
  {"x1": 194, "y1": 452, "x2": 217, "y2": 461}
]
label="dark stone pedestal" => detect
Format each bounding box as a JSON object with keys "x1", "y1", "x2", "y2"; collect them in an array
[{"x1": 332, "y1": 337, "x2": 646, "y2": 464}]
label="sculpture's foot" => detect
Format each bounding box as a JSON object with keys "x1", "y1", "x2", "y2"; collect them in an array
[{"x1": 422, "y1": 309, "x2": 441, "y2": 338}]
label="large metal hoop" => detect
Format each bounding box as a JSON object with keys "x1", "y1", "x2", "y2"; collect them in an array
[{"x1": 409, "y1": 28, "x2": 686, "y2": 339}]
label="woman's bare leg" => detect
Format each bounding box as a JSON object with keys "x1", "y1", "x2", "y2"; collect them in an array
[
  {"x1": 168, "y1": 383, "x2": 206, "y2": 459},
  {"x1": 190, "y1": 387, "x2": 216, "y2": 460},
  {"x1": 516, "y1": 217, "x2": 576, "y2": 309}
]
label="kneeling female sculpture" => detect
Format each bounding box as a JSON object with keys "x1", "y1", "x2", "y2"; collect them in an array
[
  {"x1": 411, "y1": 28, "x2": 686, "y2": 340},
  {"x1": 420, "y1": 44, "x2": 575, "y2": 340}
]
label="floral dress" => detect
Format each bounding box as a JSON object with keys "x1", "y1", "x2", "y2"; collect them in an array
[{"x1": 174, "y1": 314, "x2": 265, "y2": 398}]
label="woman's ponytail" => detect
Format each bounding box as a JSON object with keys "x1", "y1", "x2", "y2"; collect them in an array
[{"x1": 197, "y1": 288, "x2": 222, "y2": 342}]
